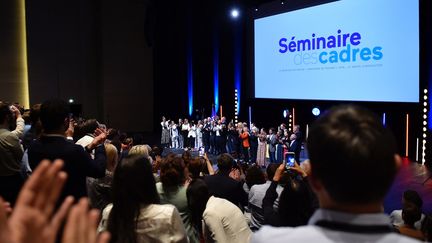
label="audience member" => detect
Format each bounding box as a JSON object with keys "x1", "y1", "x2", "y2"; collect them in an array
[
  {"x1": 248, "y1": 163, "x2": 284, "y2": 231},
  {"x1": 263, "y1": 163, "x2": 315, "y2": 227},
  {"x1": 156, "y1": 156, "x2": 200, "y2": 242},
  {"x1": 21, "y1": 103, "x2": 42, "y2": 150},
  {"x1": 244, "y1": 165, "x2": 266, "y2": 194},
  {"x1": 253, "y1": 105, "x2": 418, "y2": 242},
  {"x1": 421, "y1": 215, "x2": 432, "y2": 242},
  {"x1": 99, "y1": 155, "x2": 187, "y2": 243},
  {"x1": 187, "y1": 179, "x2": 252, "y2": 243},
  {"x1": 28, "y1": 99, "x2": 107, "y2": 204},
  {"x1": 204, "y1": 153, "x2": 248, "y2": 210},
  {"x1": 0, "y1": 102, "x2": 25, "y2": 205},
  {"x1": 390, "y1": 189, "x2": 425, "y2": 229},
  {"x1": 187, "y1": 153, "x2": 214, "y2": 179},
  {"x1": 87, "y1": 143, "x2": 118, "y2": 210},
  {"x1": 128, "y1": 144, "x2": 151, "y2": 158},
  {"x1": 396, "y1": 203, "x2": 424, "y2": 240}
]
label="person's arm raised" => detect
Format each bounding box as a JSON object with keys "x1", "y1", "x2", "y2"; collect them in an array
[
  {"x1": 0, "y1": 159, "x2": 74, "y2": 243},
  {"x1": 204, "y1": 153, "x2": 215, "y2": 175}
]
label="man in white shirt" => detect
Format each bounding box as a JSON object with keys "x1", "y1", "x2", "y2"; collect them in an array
[{"x1": 253, "y1": 105, "x2": 419, "y2": 243}]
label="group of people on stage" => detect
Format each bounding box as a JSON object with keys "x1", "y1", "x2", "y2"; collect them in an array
[{"x1": 161, "y1": 116, "x2": 303, "y2": 166}]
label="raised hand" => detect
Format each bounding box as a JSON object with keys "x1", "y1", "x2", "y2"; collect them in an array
[
  {"x1": 62, "y1": 198, "x2": 110, "y2": 243},
  {"x1": 0, "y1": 159, "x2": 72, "y2": 243}
]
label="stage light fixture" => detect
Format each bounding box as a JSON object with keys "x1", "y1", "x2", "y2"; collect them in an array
[
  {"x1": 283, "y1": 110, "x2": 288, "y2": 118},
  {"x1": 230, "y1": 9, "x2": 239, "y2": 18},
  {"x1": 424, "y1": 95, "x2": 428, "y2": 100},
  {"x1": 424, "y1": 102, "x2": 428, "y2": 106},
  {"x1": 68, "y1": 98, "x2": 74, "y2": 104},
  {"x1": 424, "y1": 89, "x2": 428, "y2": 94},
  {"x1": 281, "y1": 0, "x2": 285, "y2": 4},
  {"x1": 424, "y1": 115, "x2": 428, "y2": 119},
  {"x1": 424, "y1": 121, "x2": 428, "y2": 126},
  {"x1": 424, "y1": 108, "x2": 428, "y2": 113},
  {"x1": 312, "y1": 107, "x2": 320, "y2": 116},
  {"x1": 424, "y1": 127, "x2": 427, "y2": 132},
  {"x1": 289, "y1": 119, "x2": 292, "y2": 123}
]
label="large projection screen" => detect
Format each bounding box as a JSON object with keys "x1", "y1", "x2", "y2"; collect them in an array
[{"x1": 254, "y1": 0, "x2": 419, "y2": 102}]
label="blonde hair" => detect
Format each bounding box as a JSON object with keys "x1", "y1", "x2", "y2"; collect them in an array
[
  {"x1": 128, "y1": 145, "x2": 150, "y2": 157},
  {"x1": 104, "y1": 143, "x2": 118, "y2": 171}
]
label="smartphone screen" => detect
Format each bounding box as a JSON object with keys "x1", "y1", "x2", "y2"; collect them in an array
[{"x1": 285, "y1": 152, "x2": 295, "y2": 170}]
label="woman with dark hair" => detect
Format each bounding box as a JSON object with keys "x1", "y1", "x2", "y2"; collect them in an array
[
  {"x1": 98, "y1": 155, "x2": 187, "y2": 243},
  {"x1": 157, "y1": 156, "x2": 200, "y2": 243},
  {"x1": 187, "y1": 179, "x2": 252, "y2": 243},
  {"x1": 245, "y1": 165, "x2": 266, "y2": 190},
  {"x1": 262, "y1": 163, "x2": 316, "y2": 227}
]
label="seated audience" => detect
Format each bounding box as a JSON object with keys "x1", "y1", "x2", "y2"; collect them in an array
[
  {"x1": 28, "y1": 99, "x2": 107, "y2": 203},
  {"x1": 390, "y1": 189, "x2": 425, "y2": 229},
  {"x1": 87, "y1": 143, "x2": 118, "y2": 210},
  {"x1": 396, "y1": 203, "x2": 424, "y2": 240},
  {"x1": 248, "y1": 163, "x2": 283, "y2": 231},
  {"x1": 204, "y1": 153, "x2": 248, "y2": 210},
  {"x1": 0, "y1": 102, "x2": 25, "y2": 205},
  {"x1": 156, "y1": 156, "x2": 200, "y2": 243},
  {"x1": 187, "y1": 179, "x2": 252, "y2": 243},
  {"x1": 252, "y1": 105, "x2": 419, "y2": 242},
  {"x1": 99, "y1": 155, "x2": 187, "y2": 243}
]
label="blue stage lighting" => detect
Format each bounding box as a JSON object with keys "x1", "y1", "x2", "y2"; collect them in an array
[
  {"x1": 312, "y1": 107, "x2": 320, "y2": 116},
  {"x1": 283, "y1": 110, "x2": 288, "y2": 118}
]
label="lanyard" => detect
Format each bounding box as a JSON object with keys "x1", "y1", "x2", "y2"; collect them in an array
[{"x1": 315, "y1": 220, "x2": 395, "y2": 234}]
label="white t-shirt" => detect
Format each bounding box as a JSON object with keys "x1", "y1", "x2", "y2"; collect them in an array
[
  {"x1": 99, "y1": 203, "x2": 188, "y2": 243},
  {"x1": 203, "y1": 196, "x2": 252, "y2": 243}
]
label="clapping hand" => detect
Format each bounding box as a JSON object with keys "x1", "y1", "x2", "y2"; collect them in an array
[{"x1": 0, "y1": 159, "x2": 72, "y2": 243}]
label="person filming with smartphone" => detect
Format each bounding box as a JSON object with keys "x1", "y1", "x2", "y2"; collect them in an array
[{"x1": 261, "y1": 153, "x2": 317, "y2": 227}]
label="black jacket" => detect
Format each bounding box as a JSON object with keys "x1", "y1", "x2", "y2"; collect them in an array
[
  {"x1": 28, "y1": 136, "x2": 106, "y2": 204},
  {"x1": 204, "y1": 173, "x2": 248, "y2": 210}
]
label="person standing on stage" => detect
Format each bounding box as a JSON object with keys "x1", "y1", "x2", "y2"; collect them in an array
[
  {"x1": 214, "y1": 120, "x2": 223, "y2": 155},
  {"x1": 249, "y1": 127, "x2": 259, "y2": 164},
  {"x1": 188, "y1": 121, "x2": 197, "y2": 150},
  {"x1": 209, "y1": 120, "x2": 216, "y2": 154},
  {"x1": 239, "y1": 126, "x2": 250, "y2": 163},
  {"x1": 170, "y1": 120, "x2": 179, "y2": 149},
  {"x1": 178, "y1": 119, "x2": 184, "y2": 149},
  {"x1": 181, "y1": 119, "x2": 190, "y2": 149},
  {"x1": 203, "y1": 118, "x2": 211, "y2": 153},
  {"x1": 161, "y1": 116, "x2": 170, "y2": 148},
  {"x1": 256, "y1": 128, "x2": 267, "y2": 167},
  {"x1": 267, "y1": 128, "x2": 277, "y2": 163},
  {"x1": 196, "y1": 120, "x2": 203, "y2": 149}
]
